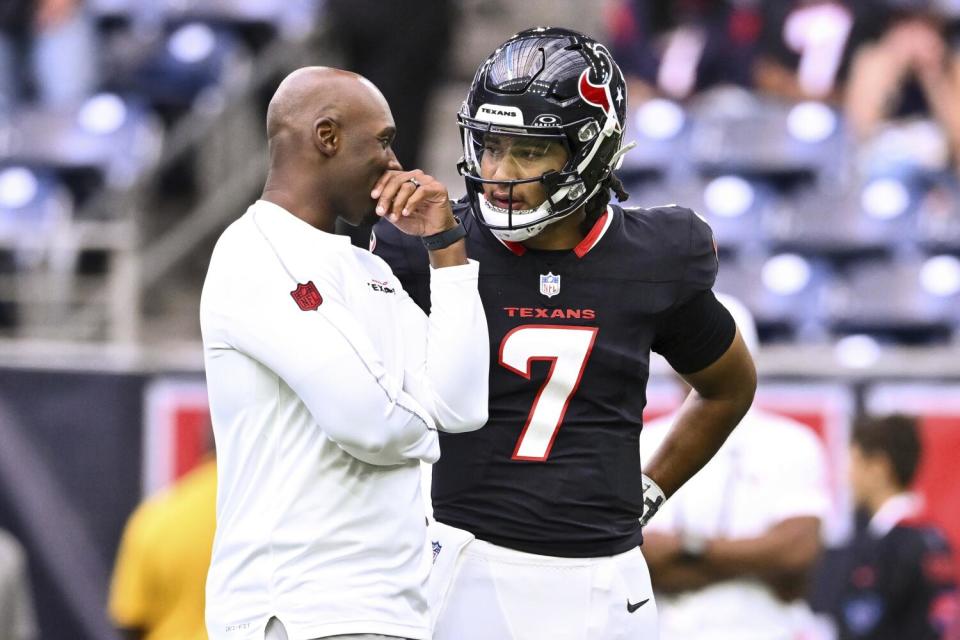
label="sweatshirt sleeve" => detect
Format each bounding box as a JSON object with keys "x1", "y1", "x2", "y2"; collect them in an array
[
  {"x1": 395, "y1": 259, "x2": 490, "y2": 433},
  {"x1": 205, "y1": 263, "x2": 440, "y2": 467}
]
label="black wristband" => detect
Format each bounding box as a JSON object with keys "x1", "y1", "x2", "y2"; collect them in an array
[{"x1": 421, "y1": 216, "x2": 466, "y2": 251}]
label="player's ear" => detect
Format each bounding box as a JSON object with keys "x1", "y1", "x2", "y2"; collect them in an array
[{"x1": 315, "y1": 117, "x2": 339, "y2": 157}]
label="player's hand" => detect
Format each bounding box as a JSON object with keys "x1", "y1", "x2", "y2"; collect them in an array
[{"x1": 371, "y1": 169, "x2": 457, "y2": 237}]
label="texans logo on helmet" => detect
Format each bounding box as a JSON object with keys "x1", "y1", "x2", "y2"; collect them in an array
[{"x1": 578, "y1": 43, "x2": 619, "y2": 125}]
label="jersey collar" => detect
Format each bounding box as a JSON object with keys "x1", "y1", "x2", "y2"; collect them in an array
[
  {"x1": 494, "y1": 206, "x2": 615, "y2": 258},
  {"x1": 868, "y1": 492, "x2": 921, "y2": 538}
]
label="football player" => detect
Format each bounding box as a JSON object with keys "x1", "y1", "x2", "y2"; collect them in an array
[{"x1": 372, "y1": 27, "x2": 757, "y2": 639}]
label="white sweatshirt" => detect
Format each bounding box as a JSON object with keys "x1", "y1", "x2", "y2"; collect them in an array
[{"x1": 200, "y1": 199, "x2": 488, "y2": 640}]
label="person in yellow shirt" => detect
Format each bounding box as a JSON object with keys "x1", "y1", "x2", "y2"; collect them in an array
[{"x1": 109, "y1": 458, "x2": 217, "y2": 640}]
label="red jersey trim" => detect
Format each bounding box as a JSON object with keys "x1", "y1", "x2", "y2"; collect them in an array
[
  {"x1": 573, "y1": 207, "x2": 612, "y2": 258},
  {"x1": 494, "y1": 207, "x2": 614, "y2": 258}
]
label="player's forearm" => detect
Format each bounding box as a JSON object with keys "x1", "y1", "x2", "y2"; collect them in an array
[
  {"x1": 643, "y1": 533, "x2": 724, "y2": 592},
  {"x1": 644, "y1": 332, "x2": 755, "y2": 498},
  {"x1": 649, "y1": 560, "x2": 722, "y2": 593},
  {"x1": 699, "y1": 517, "x2": 822, "y2": 582},
  {"x1": 643, "y1": 394, "x2": 745, "y2": 498}
]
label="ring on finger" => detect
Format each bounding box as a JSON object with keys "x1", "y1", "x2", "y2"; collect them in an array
[{"x1": 406, "y1": 177, "x2": 421, "y2": 188}]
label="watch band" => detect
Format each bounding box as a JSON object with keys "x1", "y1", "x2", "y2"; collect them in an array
[{"x1": 421, "y1": 216, "x2": 466, "y2": 251}]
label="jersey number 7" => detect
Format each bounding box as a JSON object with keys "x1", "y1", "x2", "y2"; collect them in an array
[{"x1": 498, "y1": 325, "x2": 599, "y2": 461}]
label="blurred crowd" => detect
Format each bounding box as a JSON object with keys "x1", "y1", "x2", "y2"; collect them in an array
[
  {"x1": 602, "y1": 0, "x2": 960, "y2": 353},
  {"x1": 0, "y1": 0, "x2": 98, "y2": 115},
  {"x1": 608, "y1": 0, "x2": 960, "y2": 167}
]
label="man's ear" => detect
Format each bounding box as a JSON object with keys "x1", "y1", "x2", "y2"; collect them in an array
[{"x1": 315, "y1": 117, "x2": 339, "y2": 157}]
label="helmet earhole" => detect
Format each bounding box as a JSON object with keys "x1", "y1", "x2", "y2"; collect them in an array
[{"x1": 578, "y1": 122, "x2": 600, "y2": 142}]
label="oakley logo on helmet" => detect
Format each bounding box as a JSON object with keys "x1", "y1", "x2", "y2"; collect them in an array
[
  {"x1": 477, "y1": 104, "x2": 524, "y2": 125},
  {"x1": 532, "y1": 114, "x2": 561, "y2": 126}
]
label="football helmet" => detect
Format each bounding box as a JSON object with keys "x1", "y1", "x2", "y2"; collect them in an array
[{"x1": 458, "y1": 27, "x2": 630, "y2": 242}]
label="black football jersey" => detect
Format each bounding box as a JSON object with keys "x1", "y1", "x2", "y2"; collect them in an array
[
  {"x1": 831, "y1": 520, "x2": 958, "y2": 640},
  {"x1": 373, "y1": 201, "x2": 733, "y2": 557}
]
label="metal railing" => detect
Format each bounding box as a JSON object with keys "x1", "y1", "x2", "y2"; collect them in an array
[{"x1": 19, "y1": 31, "x2": 331, "y2": 343}]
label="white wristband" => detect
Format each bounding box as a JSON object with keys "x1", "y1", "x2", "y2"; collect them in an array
[{"x1": 640, "y1": 474, "x2": 666, "y2": 527}]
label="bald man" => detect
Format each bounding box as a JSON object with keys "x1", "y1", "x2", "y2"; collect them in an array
[{"x1": 200, "y1": 67, "x2": 489, "y2": 640}]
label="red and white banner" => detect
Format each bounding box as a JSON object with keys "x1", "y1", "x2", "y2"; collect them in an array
[{"x1": 142, "y1": 378, "x2": 210, "y2": 496}]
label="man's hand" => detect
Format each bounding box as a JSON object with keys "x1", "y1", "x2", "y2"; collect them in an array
[{"x1": 371, "y1": 169, "x2": 457, "y2": 237}]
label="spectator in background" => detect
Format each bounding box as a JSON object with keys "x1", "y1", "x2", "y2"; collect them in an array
[
  {"x1": 640, "y1": 294, "x2": 831, "y2": 640},
  {"x1": 0, "y1": 0, "x2": 98, "y2": 114},
  {"x1": 327, "y1": 0, "x2": 453, "y2": 247},
  {"x1": 820, "y1": 414, "x2": 958, "y2": 640},
  {"x1": 0, "y1": 528, "x2": 37, "y2": 640},
  {"x1": 753, "y1": 0, "x2": 869, "y2": 103},
  {"x1": 844, "y1": 3, "x2": 960, "y2": 170},
  {"x1": 607, "y1": 0, "x2": 763, "y2": 102},
  {"x1": 108, "y1": 454, "x2": 217, "y2": 640}
]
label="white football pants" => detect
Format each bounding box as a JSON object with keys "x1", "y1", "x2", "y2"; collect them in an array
[{"x1": 428, "y1": 523, "x2": 659, "y2": 640}]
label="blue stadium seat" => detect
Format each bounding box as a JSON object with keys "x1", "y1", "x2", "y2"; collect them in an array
[
  {"x1": 0, "y1": 166, "x2": 75, "y2": 266},
  {"x1": 763, "y1": 178, "x2": 918, "y2": 257},
  {"x1": 105, "y1": 22, "x2": 252, "y2": 115},
  {"x1": 686, "y1": 90, "x2": 846, "y2": 179},
  {"x1": 0, "y1": 96, "x2": 163, "y2": 195},
  {"x1": 619, "y1": 98, "x2": 691, "y2": 180},
  {"x1": 823, "y1": 257, "x2": 960, "y2": 343},
  {"x1": 915, "y1": 177, "x2": 960, "y2": 252},
  {"x1": 166, "y1": 0, "x2": 322, "y2": 42},
  {"x1": 89, "y1": 0, "x2": 321, "y2": 42},
  {"x1": 715, "y1": 252, "x2": 833, "y2": 343},
  {"x1": 625, "y1": 175, "x2": 775, "y2": 254}
]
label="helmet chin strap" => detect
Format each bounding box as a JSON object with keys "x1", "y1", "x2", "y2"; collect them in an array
[
  {"x1": 480, "y1": 197, "x2": 569, "y2": 243},
  {"x1": 480, "y1": 179, "x2": 604, "y2": 243}
]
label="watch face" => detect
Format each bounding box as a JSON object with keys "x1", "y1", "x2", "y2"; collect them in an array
[{"x1": 680, "y1": 533, "x2": 708, "y2": 556}]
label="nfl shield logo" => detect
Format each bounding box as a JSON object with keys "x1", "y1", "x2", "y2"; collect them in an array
[
  {"x1": 539, "y1": 272, "x2": 561, "y2": 298},
  {"x1": 290, "y1": 281, "x2": 323, "y2": 311}
]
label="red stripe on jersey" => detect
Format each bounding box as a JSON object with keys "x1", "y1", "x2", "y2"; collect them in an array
[
  {"x1": 574, "y1": 208, "x2": 611, "y2": 258},
  {"x1": 500, "y1": 238, "x2": 526, "y2": 256}
]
